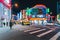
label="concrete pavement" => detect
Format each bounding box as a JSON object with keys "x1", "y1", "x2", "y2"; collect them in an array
[
  {"x1": 0, "y1": 25, "x2": 60, "y2": 40},
  {"x1": 12, "y1": 24, "x2": 30, "y2": 31},
  {"x1": 0, "y1": 27, "x2": 10, "y2": 34}
]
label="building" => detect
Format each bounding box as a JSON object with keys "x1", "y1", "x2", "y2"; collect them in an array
[
  {"x1": 57, "y1": 1, "x2": 60, "y2": 24},
  {"x1": 0, "y1": 0, "x2": 11, "y2": 27},
  {"x1": 57, "y1": 14, "x2": 60, "y2": 24},
  {"x1": 57, "y1": 1, "x2": 60, "y2": 14},
  {"x1": 17, "y1": 11, "x2": 22, "y2": 20},
  {"x1": 29, "y1": 4, "x2": 47, "y2": 25}
]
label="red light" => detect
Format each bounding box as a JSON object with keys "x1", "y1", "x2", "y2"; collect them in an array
[{"x1": 33, "y1": 4, "x2": 47, "y2": 8}]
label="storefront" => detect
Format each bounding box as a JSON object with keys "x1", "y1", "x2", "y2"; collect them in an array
[
  {"x1": 29, "y1": 4, "x2": 47, "y2": 25},
  {"x1": 30, "y1": 15, "x2": 47, "y2": 25},
  {"x1": 0, "y1": 0, "x2": 11, "y2": 27},
  {"x1": 57, "y1": 14, "x2": 60, "y2": 24}
]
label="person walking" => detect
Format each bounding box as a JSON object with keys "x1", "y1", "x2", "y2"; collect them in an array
[
  {"x1": 10, "y1": 20, "x2": 13, "y2": 29},
  {"x1": 9, "y1": 19, "x2": 15, "y2": 29}
]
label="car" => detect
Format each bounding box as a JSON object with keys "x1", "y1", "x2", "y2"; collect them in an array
[{"x1": 22, "y1": 21, "x2": 30, "y2": 25}]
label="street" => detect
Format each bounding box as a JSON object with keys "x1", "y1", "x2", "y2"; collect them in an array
[
  {"x1": 0, "y1": 0, "x2": 60, "y2": 40},
  {"x1": 0, "y1": 25, "x2": 60, "y2": 40}
]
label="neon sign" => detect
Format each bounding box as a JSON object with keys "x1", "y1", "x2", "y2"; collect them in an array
[{"x1": 0, "y1": 0, "x2": 11, "y2": 9}]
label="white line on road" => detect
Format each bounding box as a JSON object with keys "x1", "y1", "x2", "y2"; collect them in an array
[
  {"x1": 37, "y1": 30, "x2": 54, "y2": 37},
  {"x1": 49, "y1": 32, "x2": 60, "y2": 40},
  {"x1": 29, "y1": 29, "x2": 46, "y2": 34},
  {"x1": 24, "y1": 28, "x2": 40, "y2": 32}
]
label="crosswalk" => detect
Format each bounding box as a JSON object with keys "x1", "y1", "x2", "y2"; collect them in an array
[
  {"x1": 49, "y1": 32, "x2": 60, "y2": 40},
  {"x1": 24, "y1": 28, "x2": 60, "y2": 40}
]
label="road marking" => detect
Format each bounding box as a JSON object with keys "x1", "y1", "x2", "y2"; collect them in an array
[
  {"x1": 24, "y1": 28, "x2": 40, "y2": 32},
  {"x1": 49, "y1": 32, "x2": 60, "y2": 40},
  {"x1": 29, "y1": 29, "x2": 46, "y2": 34},
  {"x1": 37, "y1": 30, "x2": 54, "y2": 37}
]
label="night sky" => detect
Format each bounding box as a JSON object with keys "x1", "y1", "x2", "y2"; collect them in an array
[{"x1": 12, "y1": 0, "x2": 58, "y2": 15}]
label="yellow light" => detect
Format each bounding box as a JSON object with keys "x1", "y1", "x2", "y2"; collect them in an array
[{"x1": 15, "y1": 3, "x2": 18, "y2": 7}]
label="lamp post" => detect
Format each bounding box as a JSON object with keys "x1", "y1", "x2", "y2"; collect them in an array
[
  {"x1": 10, "y1": 3, "x2": 18, "y2": 25},
  {"x1": 11, "y1": 3, "x2": 18, "y2": 18}
]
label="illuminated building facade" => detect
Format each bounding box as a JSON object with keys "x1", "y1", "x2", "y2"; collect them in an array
[
  {"x1": 57, "y1": 14, "x2": 60, "y2": 24},
  {"x1": 22, "y1": 10, "x2": 26, "y2": 19},
  {"x1": 57, "y1": 1, "x2": 60, "y2": 24},
  {"x1": 17, "y1": 11, "x2": 22, "y2": 20},
  {"x1": 0, "y1": 0, "x2": 11, "y2": 27},
  {"x1": 29, "y1": 4, "x2": 48, "y2": 25}
]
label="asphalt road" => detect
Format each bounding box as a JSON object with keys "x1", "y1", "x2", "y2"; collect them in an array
[{"x1": 0, "y1": 25, "x2": 60, "y2": 40}]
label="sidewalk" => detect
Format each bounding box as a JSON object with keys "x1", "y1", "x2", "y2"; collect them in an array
[
  {"x1": 12, "y1": 24, "x2": 30, "y2": 31},
  {"x1": 0, "y1": 27, "x2": 10, "y2": 34}
]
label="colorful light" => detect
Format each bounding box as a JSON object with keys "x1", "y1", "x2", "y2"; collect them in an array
[
  {"x1": 57, "y1": 14, "x2": 60, "y2": 19},
  {"x1": 57, "y1": 14, "x2": 60, "y2": 24},
  {"x1": 0, "y1": 0, "x2": 11, "y2": 9},
  {"x1": 32, "y1": 4, "x2": 47, "y2": 15},
  {"x1": 26, "y1": 8, "x2": 31, "y2": 16},
  {"x1": 33, "y1": 4, "x2": 47, "y2": 8},
  {"x1": 15, "y1": 3, "x2": 18, "y2": 8},
  {"x1": 46, "y1": 8, "x2": 50, "y2": 13}
]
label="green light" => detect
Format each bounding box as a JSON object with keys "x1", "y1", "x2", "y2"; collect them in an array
[
  {"x1": 46, "y1": 8, "x2": 50, "y2": 13},
  {"x1": 26, "y1": 8, "x2": 31, "y2": 16},
  {"x1": 27, "y1": 7, "x2": 30, "y2": 10}
]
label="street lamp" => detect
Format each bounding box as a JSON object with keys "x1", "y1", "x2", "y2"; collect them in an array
[
  {"x1": 11, "y1": 3, "x2": 19, "y2": 18},
  {"x1": 11, "y1": 3, "x2": 19, "y2": 8},
  {"x1": 14, "y1": 3, "x2": 18, "y2": 8}
]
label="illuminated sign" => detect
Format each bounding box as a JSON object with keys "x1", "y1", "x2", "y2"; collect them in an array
[
  {"x1": 37, "y1": 15, "x2": 45, "y2": 18},
  {"x1": 4, "y1": 0, "x2": 9, "y2": 4},
  {"x1": 0, "y1": 0, "x2": 11, "y2": 8},
  {"x1": 4, "y1": 0, "x2": 11, "y2": 7}
]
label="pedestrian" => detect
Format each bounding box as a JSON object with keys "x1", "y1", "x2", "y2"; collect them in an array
[{"x1": 9, "y1": 20, "x2": 13, "y2": 29}]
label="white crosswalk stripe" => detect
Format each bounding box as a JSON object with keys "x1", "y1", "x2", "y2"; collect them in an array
[
  {"x1": 29, "y1": 29, "x2": 46, "y2": 34},
  {"x1": 37, "y1": 30, "x2": 54, "y2": 37},
  {"x1": 49, "y1": 32, "x2": 60, "y2": 40},
  {"x1": 24, "y1": 28, "x2": 59, "y2": 40},
  {"x1": 24, "y1": 28, "x2": 40, "y2": 32}
]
